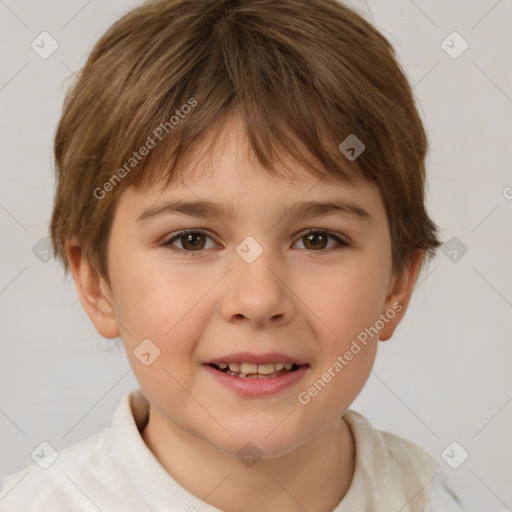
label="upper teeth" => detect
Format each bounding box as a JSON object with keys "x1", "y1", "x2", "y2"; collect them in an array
[{"x1": 217, "y1": 362, "x2": 293, "y2": 375}]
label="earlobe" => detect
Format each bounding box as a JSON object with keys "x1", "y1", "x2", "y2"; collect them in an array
[
  {"x1": 65, "y1": 238, "x2": 120, "y2": 339},
  {"x1": 379, "y1": 250, "x2": 425, "y2": 341}
]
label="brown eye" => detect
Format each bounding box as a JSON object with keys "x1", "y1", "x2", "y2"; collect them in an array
[
  {"x1": 164, "y1": 230, "x2": 216, "y2": 252},
  {"x1": 294, "y1": 230, "x2": 349, "y2": 251},
  {"x1": 180, "y1": 232, "x2": 206, "y2": 250},
  {"x1": 303, "y1": 232, "x2": 328, "y2": 250}
]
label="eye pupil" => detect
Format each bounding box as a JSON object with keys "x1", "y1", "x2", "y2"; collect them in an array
[
  {"x1": 182, "y1": 233, "x2": 205, "y2": 250},
  {"x1": 305, "y1": 232, "x2": 327, "y2": 250}
]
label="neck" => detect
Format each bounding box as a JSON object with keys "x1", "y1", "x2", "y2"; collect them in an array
[{"x1": 141, "y1": 407, "x2": 355, "y2": 512}]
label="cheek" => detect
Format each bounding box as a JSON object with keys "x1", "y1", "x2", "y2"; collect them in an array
[
  {"x1": 302, "y1": 255, "x2": 391, "y2": 353},
  {"x1": 110, "y1": 256, "x2": 214, "y2": 401},
  {"x1": 110, "y1": 253, "x2": 211, "y2": 352},
  {"x1": 294, "y1": 260, "x2": 386, "y2": 417}
]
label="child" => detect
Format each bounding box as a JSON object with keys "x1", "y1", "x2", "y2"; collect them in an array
[{"x1": 0, "y1": 0, "x2": 465, "y2": 510}]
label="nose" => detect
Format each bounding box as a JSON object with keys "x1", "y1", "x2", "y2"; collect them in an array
[{"x1": 219, "y1": 246, "x2": 296, "y2": 329}]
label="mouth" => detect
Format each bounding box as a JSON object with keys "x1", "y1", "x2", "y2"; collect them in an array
[
  {"x1": 204, "y1": 354, "x2": 309, "y2": 396},
  {"x1": 207, "y1": 361, "x2": 304, "y2": 379}
]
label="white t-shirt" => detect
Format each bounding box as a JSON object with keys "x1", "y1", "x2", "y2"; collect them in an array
[{"x1": 0, "y1": 389, "x2": 465, "y2": 511}]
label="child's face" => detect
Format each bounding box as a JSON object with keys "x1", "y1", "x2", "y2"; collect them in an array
[{"x1": 86, "y1": 117, "x2": 417, "y2": 458}]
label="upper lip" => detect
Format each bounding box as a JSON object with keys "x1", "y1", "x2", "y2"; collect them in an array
[{"x1": 205, "y1": 352, "x2": 307, "y2": 365}]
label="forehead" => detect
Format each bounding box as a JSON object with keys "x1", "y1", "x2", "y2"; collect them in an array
[
  {"x1": 118, "y1": 174, "x2": 385, "y2": 241},
  {"x1": 118, "y1": 114, "x2": 386, "y2": 224},
  {"x1": 135, "y1": 111, "x2": 362, "y2": 189},
  {"x1": 143, "y1": 114, "x2": 362, "y2": 190}
]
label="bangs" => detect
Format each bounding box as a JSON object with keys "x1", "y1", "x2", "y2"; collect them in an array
[
  {"x1": 52, "y1": 0, "x2": 440, "y2": 279},
  {"x1": 98, "y1": 47, "x2": 372, "y2": 194},
  {"x1": 84, "y1": 0, "x2": 399, "y2": 198}
]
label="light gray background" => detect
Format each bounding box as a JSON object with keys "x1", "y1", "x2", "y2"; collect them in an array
[{"x1": 1, "y1": 0, "x2": 511, "y2": 510}]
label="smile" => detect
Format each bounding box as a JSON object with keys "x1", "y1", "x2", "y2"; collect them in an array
[
  {"x1": 204, "y1": 358, "x2": 309, "y2": 396},
  {"x1": 209, "y1": 361, "x2": 300, "y2": 379}
]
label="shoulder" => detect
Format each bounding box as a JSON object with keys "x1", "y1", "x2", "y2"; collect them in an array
[
  {"x1": 0, "y1": 391, "x2": 142, "y2": 512},
  {"x1": 422, "y1": 467, "x2": 465, "y2": 512},
  {"x1": 339, "y1": 409, "x2": 463, "y2": 512},
  {"x1": 0, "y1": 427, "x2": 115, "y2": 512},
  {"x1": 342, "y1": 409, "x2": 438, "y2": 478}
]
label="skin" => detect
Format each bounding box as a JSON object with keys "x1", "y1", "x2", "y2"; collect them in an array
[{"x1": 66, "y1": 115, "x2": 424, "y2": 512}]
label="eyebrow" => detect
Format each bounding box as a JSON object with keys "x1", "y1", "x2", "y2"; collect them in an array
[{"x1": 136, "y1": 199, "x2": 371, "y2": 224}]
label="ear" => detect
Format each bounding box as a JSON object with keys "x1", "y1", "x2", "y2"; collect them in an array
[
  {"x1": 379, "y1": 250, "x2": 424, "y2": 341},
  {"x1": 65, "y1": 238, "x2": 120, "y2": 339}
]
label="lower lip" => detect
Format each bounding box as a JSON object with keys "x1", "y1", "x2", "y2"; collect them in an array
[{"x1": 203, "y1": 364, "x2": 309, "y2": 397}]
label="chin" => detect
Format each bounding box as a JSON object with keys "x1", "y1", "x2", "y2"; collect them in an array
[{"x1": 202, "y1": 419, "x2": 307, "y2": 461}]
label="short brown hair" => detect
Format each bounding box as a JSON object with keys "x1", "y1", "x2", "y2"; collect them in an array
[{"x1": 50, "y1": 0, "x2": 441, "y2": 282}]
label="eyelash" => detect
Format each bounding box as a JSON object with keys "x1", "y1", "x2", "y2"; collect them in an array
[{"x1": 162, "y1": 228, "x2": 350, "y2": 255}]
